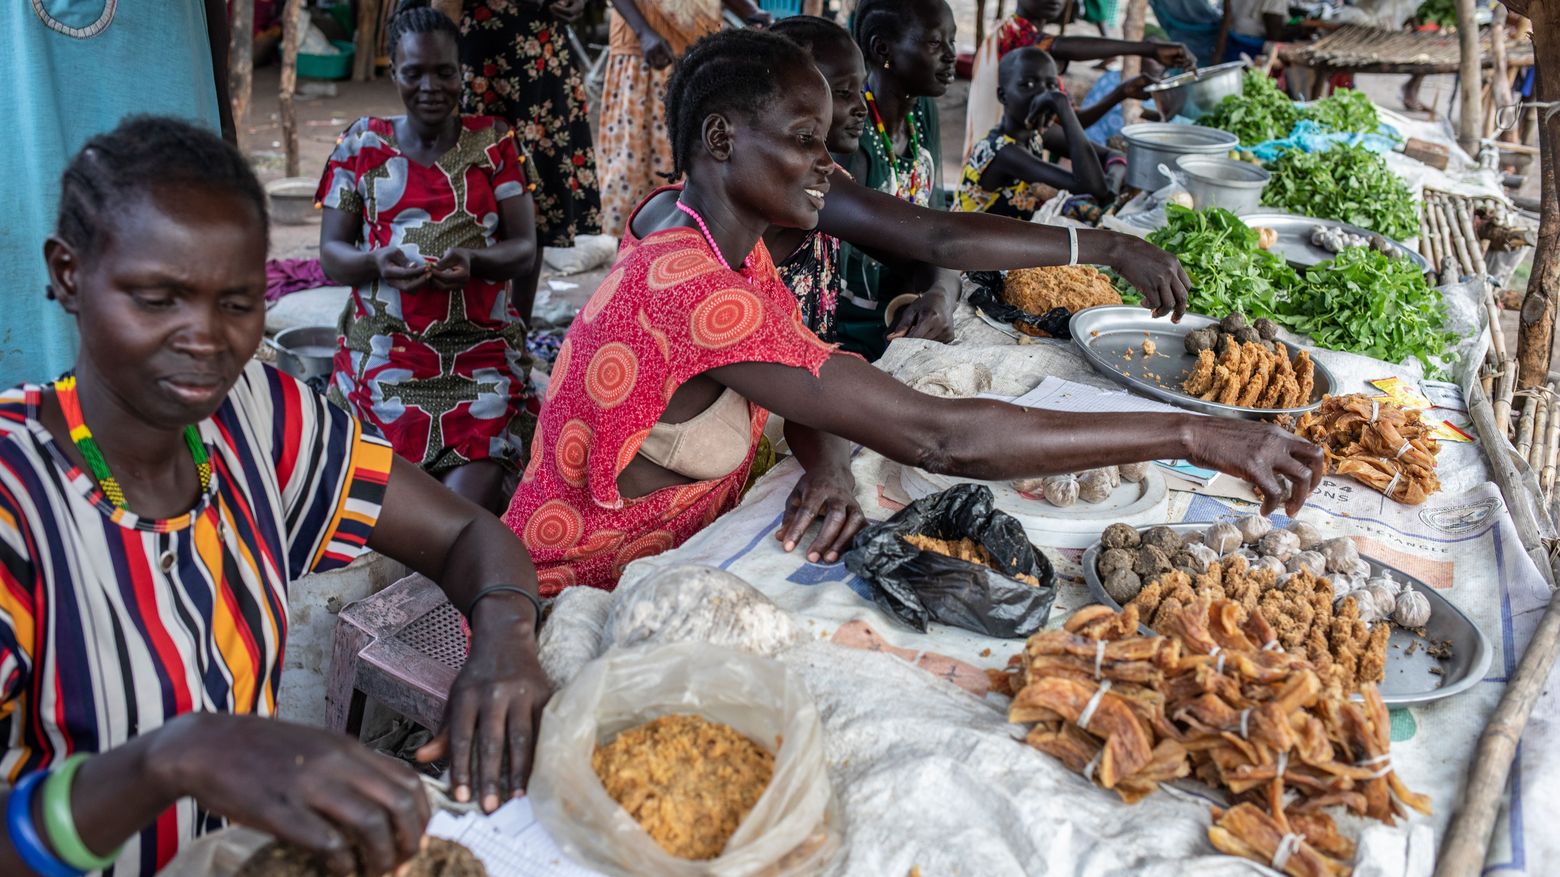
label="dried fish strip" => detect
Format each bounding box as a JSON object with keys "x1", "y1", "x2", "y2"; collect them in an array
[
  {"x1": 1180, "y1": 336, "x2": 1319, "y2": 411},
  {"x1": 1294, "y1": 395, "x2": 1441, "y2": 504}
]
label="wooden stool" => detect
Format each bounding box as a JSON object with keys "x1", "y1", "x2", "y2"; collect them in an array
[{"x1": 325, "y1": 574, "x2": 468, "y2": 738}]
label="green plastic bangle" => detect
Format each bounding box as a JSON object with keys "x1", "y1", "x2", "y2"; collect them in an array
[{"x1": 40, "y1": 754, "x2": 122, "y2": 871}]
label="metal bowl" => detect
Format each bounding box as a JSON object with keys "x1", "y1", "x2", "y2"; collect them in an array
[
  {"x1": 1121, "y1": 123, "x2": 1238, "y2": 192},
  {"x1": 265, "y1": 177, "x2": 320, "y2": 225},
  {"x1": 1175, "y1": 155, "x2": 1270, "y2": 215},
  {"x1": 1143, "y1": 61, "x2": 1247, "y2": 121},
  {"x1": 267, "y1": 326, "x2": 338, "y2": 383},
  {"x1": 1080, "y1": 522, "x2": 1494, "y2": 708}
]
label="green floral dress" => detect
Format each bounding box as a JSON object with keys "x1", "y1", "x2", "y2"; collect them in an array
[{"x1": 458, "y1": 0, "x2": 601, "y2": 247}]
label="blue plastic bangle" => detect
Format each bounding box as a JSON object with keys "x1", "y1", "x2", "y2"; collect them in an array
[{"x1": 7, "y1": 771, "x2": 82, "y2": 877}]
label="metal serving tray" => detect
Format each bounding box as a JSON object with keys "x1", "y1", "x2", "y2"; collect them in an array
[
  {"x1": 1081, "y1": 523, "x2": 1493, "y2": 708},
  {"x1": 1069, "y1": 306, "x2": 1335, "y2": 419},
  {"x1": 1241, "y1": 211, "x2": 1430, "y2": 273}
]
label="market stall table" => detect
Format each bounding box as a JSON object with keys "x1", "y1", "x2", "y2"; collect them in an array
[{"x1": 1280, "y1": 24, "x2": 1535, "y2": 101}]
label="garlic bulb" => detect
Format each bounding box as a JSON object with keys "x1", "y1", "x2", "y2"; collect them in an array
[{"x1": 1393, "y1": 589, "x2": 1432, "y2": 628}]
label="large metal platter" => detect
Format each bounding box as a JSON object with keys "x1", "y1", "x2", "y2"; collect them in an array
[
  {"x1": 1080, "y1": 523, "x2": 1493, "y2": 708},
  {"x1": 1069, "y1": 306, "x2": 1336, "y2": 419},
  {"x1": 1241, "y1": 211, "x2": 1430, "y2": 273}
]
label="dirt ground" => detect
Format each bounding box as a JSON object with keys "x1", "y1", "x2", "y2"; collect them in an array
[{"x1": 242, "y1": 9, "x2": 1528, "y2": 344}]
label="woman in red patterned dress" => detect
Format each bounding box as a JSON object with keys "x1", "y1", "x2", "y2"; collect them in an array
[
  {"x1": 504, "y1": 30, "x2": 1326, "y2": 594},
  {"x1": 318, "y1": 2, "x2": 537, "y2": 513}
]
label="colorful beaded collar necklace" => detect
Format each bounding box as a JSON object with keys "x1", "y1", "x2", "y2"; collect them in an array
[
  {"x1": 55, "y1": 375, "x2": 210, "y2": 510},
  {"x1": 863, "y1": 88, "x2": 922, "y2": 199}
]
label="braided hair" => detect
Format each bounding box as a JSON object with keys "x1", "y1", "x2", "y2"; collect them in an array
[
  {"x1": 55, "y1": 115, "x2": 267, "y2": 272},
  {"x1": 770, "y1": 15, "x2": 854, "y2": 59},
  {"x1": 663, "y1": 30, "x2": 816, "y2": 180},
  {"x1": 852, "y1": 0, "x2": 917, "y2": 57},
  {"x1": 386, "y1": 0, "x2": 458, "y2": 64}
]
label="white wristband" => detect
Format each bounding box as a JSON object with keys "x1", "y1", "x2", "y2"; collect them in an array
[{"x1": 1067, "y1": 226, "x2": 1079, "y2": 266}]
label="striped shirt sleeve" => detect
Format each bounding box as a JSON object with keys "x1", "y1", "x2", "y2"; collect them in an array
[
  {"x1": 251, "y1": 366, "x2": 394, "y2": 580},
  {"x1": 0, "y1": 479, "x2": 36, "y2": 720}
]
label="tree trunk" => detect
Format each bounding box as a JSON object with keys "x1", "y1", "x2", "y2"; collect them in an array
[
  {"x1": 280, "y1": 0, "x2": 303, "y2": 177},
  {"x1": 1517, "y1": 0, "x2": 1557, "y2": 389},
  {"x1": 229, "y1": 0, "x2": 254, "y2": 144},
  {"x1": 1491, "y1": 5, "x2": 1513, "y2": 139},
  {"x1": 1120, "y1": 0, "x2": 1147, "y2": 124},
  {"x1": 1454, "y1": 0, "x2": 1484, "y2": 153}
]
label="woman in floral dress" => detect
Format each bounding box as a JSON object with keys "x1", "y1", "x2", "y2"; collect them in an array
[{"x1": 456, "y1": 0, "x2": 601, "y2": 319}]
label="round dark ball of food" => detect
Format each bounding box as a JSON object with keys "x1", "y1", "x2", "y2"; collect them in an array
[
  {"x1": 1142, "y1": 525, "x2": 1183, "y2": 554},
  {"x1": 1219, "y1": 313, "x2": 1248, "y2": 334},
  {"x1": 1133, "y1": 545, "x2": 1172, "y2": 577},
  {"x1": 1234, "y1": 327, "x2": 1261, "y2": 345},
  {"x1": 1103, "y1": 569, "x2": 1144, "y2": 603},
  {"x1": 1100, "y1": 522, "x2": 1141, "y2": 550},
  {"x1": 1253, "y1": 318, "x2": 1279, "y2": 340},
  {"x1": 1184, "y1": 327, "x2": 1217, "y2": 354},
  {"x1": 1097, "y1": 547, "x2": 1135, "y2": 576}
]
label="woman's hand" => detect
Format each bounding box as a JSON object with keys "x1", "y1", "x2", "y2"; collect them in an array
[
  {"x1": 416, "y1": 596, "x2": 550, "y2": 813},
  {"x1": 1026, "y1": 89, "x2": 1073, "y2": 131},
  {"x1": 1183, "y1": 419, "x2": 1326, "y2": 516},
  {"x1": 155, "y1": 713, "x2": 430, "y2": 877},
  {"x1": 1121, "y1": 73, "x2": 1158, "y2": 101},
  {"x1": 548, "y1": 0, "x2": 585, "y2": 21},
  {"x1": 777, "y1": 465, "x2": 866, "y2": 564},
  {"x1": 431, "y1": 249, "x2": 475, "y2": 289},
  {"x1": 1105, "y1": 233, "x2": 1190, "y2": 320},
  {"x1": 1150, "y1": 42, "x2": 1196, "y2": 69},
  {"x1": 374, "y1": 247, "x2": 430, "y2": 291},
  {"x1": 640, "y1": 29, "x2": 675, "y2": 69},
  {"x1": 888, "y1": 291, "x2": 955, "y2": 343}
]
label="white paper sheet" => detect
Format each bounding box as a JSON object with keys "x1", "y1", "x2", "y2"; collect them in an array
[{"x1": 427, "y1": 798, "x2": 606, "y2": 877}]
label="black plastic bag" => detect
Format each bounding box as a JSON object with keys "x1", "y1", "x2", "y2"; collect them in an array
[
  {"x1": 843, "y1": 483, "x2": 1057, "y2": 639},
  {"x1": 965, "y1": 271, "x2": 1073, "y2": 339}
]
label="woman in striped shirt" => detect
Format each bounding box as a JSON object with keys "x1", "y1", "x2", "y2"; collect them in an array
[{"x1": 0, "y1": 117, "x2": 548, "y2": 877}]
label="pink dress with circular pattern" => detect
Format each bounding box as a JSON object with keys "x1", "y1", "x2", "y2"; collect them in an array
[{"x1": 503, "y1": 192, "x2": 837, "y2": 593}]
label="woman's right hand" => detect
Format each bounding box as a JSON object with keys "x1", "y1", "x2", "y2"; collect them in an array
[
  {"x1": 374, "y1": 247, "x2": 430, "y2": 291},
  {"x1": 154, "y1": 713, "x2": 431, "y2": 877},
  {"x1": 640, "y1": 30, "x2": 675, "y2": 69},
  {"x1": 1183, "y1": 419, "x2": 1327, "y2": 516},
  {"x1": 1105, "y1": 233, "x2": 1191, "y2": 320},
  {"x1": 1026, "y1": 90, "x2": 1072, "y2": 130}
]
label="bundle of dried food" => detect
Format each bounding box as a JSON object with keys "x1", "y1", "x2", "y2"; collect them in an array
[
  {"x1": 1007, "y1": 599, "x2": 1430, "y2": 876},
  {"x1": 237, "y1": 839, "x2": 485, "y2": 877},
  {"x1": 1182, "y1": 338, "x2": 1316, "y2": 410},
  {"x1": 1002, "y1": 265, "x2": 1122, "y2": 331},
  {"x1": 1293, "y1": 395, "x2": 1441, "y2": 504},
  {"x1": 592, "y1": 714, "x2": 775, "y2": 860}
]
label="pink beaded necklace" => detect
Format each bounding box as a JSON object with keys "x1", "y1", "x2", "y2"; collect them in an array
[{"x1": 675, "y1": 198, "x2": 751, "y2": 272}]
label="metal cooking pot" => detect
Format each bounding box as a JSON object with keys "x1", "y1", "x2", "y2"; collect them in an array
[
  {"x1": 265, "y1": 326, "x2": 338, "y2": 383},
  {"x1": 1121, "y1": 123, "x2": 1238, "y2": 191},
  {"x1": 1142, "y1": 61, "x2": 1247, "y2": 122},
  {"x1": 1174, "y1": 155, "x2": 1270, "y2": 214}
]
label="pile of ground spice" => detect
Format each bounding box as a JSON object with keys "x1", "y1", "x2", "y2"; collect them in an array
[
  {"x1": 237, "y1": 838, "x2": 485, "y2": 877},
  {"x1": 592, "y1": 714, "x2": 775, "y2": 860},
  {"x1": 1001, "y1": 266, "x2": 1121, "y2": 316},
  {"x1": 904, "y1": 534, "x2": 1041, "y2": 586}
]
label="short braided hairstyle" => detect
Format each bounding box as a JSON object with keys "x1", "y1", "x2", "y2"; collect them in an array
[
  {"x1": 55, "y1": 115, "x2": 267, "y2": 272},
  {"x1": 386, "y1": 0, "x2": 457, "y2": 64},
  {"x1": 663, "y1": 29, "x2": 816, "y2": 180},
  {"x1": 770, "y1": 15, "x2": 854, "y2": 59},
  {"x1": 852, "y1": 0, "x2": 921, "y2": 58}
]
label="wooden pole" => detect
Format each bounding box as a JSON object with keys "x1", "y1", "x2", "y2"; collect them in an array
[
  {"x1": 354, "y1": 0, "x2": 382, "y2": 82},
  {"x1": 1119, "y1": 0, "x2": 1147, "y2": 125},
  {"x1": 229, "y1": 0, "x2": 254, "y2": 143},
  {"x1": 1516, "y1": 0, "x2": 1557, "y2": 390},
  {"x1": 1453, "y1": 0, "x2": 1484, "y2": 154},
  {"x1": 280, "y1": 0, "x2": 303, "y2": 177},
  {"x1": 1492, "y1": 5, "x2": 1515, "y2": 143}
]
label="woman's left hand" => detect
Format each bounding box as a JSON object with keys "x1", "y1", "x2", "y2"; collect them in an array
[
  {"x1": 416, "y1": 598, "x2": 550, "y2": 812},
  {"x1": 888, "y1": 291, "x2": 955, "y2": 343},
  {"x1": 431, "y1": 249, "x2": 474, "y2": 289},
  {"x1": 548, "y1": 0, "x2": 585, "y2": 21},
  {"x1": 777, "y1": 465, "x2": 865, "y2": 564}
]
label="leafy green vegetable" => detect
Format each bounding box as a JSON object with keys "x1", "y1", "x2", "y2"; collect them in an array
[
  {"x1": 1145, "y1": 205, "x2": 1456, "y2": 372},
  {"x1": 1260, "y1": 145, "x2": 1418, "y2": 241},
  {"x1": 1414, "y1": 0, "x2": 1456, "y2": 28},
  {"x1": 1277, "y1": 247, "x2": 1455, "y2": 373},
  {"x1": 1304, "y1": 88, "x2": 1384, "y2": 136},
  {"x1": 1198, "y1": 73, "x2": 1302, "y2": 146},
  {"x1": 1198, "y1": 76, "x2": 1386, "y2": 144},
  {"x1": 1146, "y1": 204, "x2": 1295, "y2": 319}
]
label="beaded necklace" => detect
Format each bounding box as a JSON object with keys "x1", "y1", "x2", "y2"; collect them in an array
[
  {"x1": 55, "y1": 375, "x2": 211, "y2": 511},
  {"x1": 675, "y1": 198, "x2": 751, "y2": 272},
  {"x1": 863, "y1": 89, "x2": 924, "y2": 203}
]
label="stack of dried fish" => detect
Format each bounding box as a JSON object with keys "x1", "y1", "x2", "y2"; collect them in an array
[
  {"x1": 1183, "y1": 340, "x2": 1316, "y2": 410},
  {"x1": 1008, "y1": 600, "x2": 1431, "y2": 876},
  {"x1": 1293, "y1": 395, "x2": 1441, "y2": 504}
]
